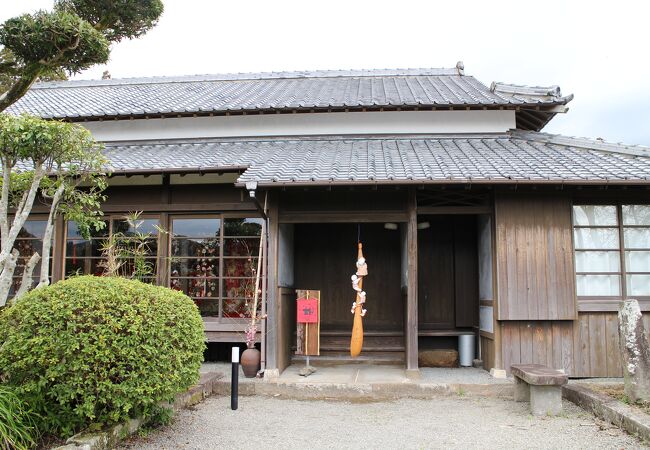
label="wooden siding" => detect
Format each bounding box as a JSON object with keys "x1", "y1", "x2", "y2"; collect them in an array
[
  {"x1": 495, "y1": 193, "x2": 576, "y2": 320},
  {"x1": 418, "y1": 215, "x2": 479, "y2": 329},
  {"x1": 500, "y1": 312, "x2": 650, "y2": 377},
  {"x1": 480, "y1": 335, "x2": 495, "y2": 371}
]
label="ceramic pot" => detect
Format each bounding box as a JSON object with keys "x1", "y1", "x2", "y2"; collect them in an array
[{"x1": 241, "y1": 347, "x2": 261, "y2": 378}]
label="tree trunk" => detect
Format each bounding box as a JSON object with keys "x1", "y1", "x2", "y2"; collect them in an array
[
  {"x1": 0, "y1": 249, "x2": 19, "y2": 307},
  {"x1": 15, "y1": 252, "x2": 41, "y2": 300},
  {"x1": 618, "y1": 299, "x2": 650, "y2": 403},
  {"x1": 0, "y1": 167, "x2": 45, "y2": 268},
  {"x1": 37, "y1": 184, "x2": 64, "y2": 288},
  {"x1": 0, "y1": 160, "x2": 11, "y2": 255}
]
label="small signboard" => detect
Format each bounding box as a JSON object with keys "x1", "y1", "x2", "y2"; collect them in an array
[
  {"x1": 295, "y1": 289, "x2": 320, "y2": 356},
  {"x1": 297, "y1": 297, "x2": 318, "y2": 323}
]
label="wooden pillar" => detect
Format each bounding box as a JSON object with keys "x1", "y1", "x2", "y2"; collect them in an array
[
  {"x1": 264, "y1": 191, "x2": 280, "y2": 378},
  {"x1": 405, "y1": 189, "x2": 419, "y2": 377}
]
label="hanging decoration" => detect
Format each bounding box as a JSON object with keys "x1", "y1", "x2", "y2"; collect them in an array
[{"x1": 350, "y1": 242, "x2": 368, "y2": 357}]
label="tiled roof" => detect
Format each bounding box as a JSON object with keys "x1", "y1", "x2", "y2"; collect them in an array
[
  {"x1": 8, "y1": 67, "x2": 571, "y2": 120},
  {"x1": 100, "y1": 131, "x2": 650, "y2": 186}
]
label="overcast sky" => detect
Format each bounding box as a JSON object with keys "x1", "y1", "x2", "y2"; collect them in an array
[{"x1": 3, "y1": 1, "x2": 650, "y2": 145}]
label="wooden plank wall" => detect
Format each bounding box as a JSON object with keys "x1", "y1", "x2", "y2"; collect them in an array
[
  {"x1": 480, "y1": 335, "x2": 495, "y2": 371},
  {"x1": 495, "y1": 193, "x2": 576, "y2": 320},
  {"x1": 493, "y1": 192, "x2": 650, "y2": 377},
  {"x1": 417, "y1": 216, "x2": 479, "y2": 329},
  {"x1": 500, "y1": 312, "x2": 650, "y2": 377}
]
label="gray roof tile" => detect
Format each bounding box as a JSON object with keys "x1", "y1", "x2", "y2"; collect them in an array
[
  {"x1": 8, "y1": 68, "x2": 571, "y2": 120},
  {"x1": 97, "y1": 132, "x2": 650, "y2": 185}
]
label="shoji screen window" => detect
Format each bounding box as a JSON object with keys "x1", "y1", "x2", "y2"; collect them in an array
[
  {"x1": 622, "y1": 205, "x2": 650, "y2": 297},
  {"x1": 573, "y1": 204, "x2": 650, "y2": 298}
]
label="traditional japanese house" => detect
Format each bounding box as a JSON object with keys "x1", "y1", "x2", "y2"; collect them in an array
[{"x1": 8, "y1": 63, "x2": 650, "y2": 378}]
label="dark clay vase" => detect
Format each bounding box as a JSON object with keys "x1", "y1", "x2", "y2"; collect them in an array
[{"x1": 241, "y1": 347, "x2": 261, "y2": 378}]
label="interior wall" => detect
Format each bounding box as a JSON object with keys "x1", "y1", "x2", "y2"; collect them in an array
[{"x1": 293, "y1": 223, "x2": 403, "y2": 331}]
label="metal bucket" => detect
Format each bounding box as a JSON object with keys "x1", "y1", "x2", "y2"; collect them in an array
[{"x1": 458, "y1": 334, "x2": 475, "y2": 367}]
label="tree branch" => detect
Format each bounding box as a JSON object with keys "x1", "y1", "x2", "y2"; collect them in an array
[
  {"x1": 0, "y1": 20, "x2": 83, "y2": 113},
  {"x1": 0, "y1": 67, "x2": 42, "y2": 113}
]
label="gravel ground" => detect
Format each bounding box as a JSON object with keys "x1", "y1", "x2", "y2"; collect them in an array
[{"x1": 122, "y1": 396, "x2": 646, "y2": 449}]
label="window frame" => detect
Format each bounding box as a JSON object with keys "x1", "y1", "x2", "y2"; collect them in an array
[
  {"x1": 573, "y1": 203, "x2": 650, "y2": 301},
  {"x1": 168, "y1": 213, "x2": 264, "y2": 321},
  {"x1": 63, "y1": 213, "x2": 162, "y2": 280}
]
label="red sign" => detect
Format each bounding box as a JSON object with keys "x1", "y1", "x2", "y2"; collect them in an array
[{"x1": 297, "y1": 298, "x2": 318, "y2": 323}]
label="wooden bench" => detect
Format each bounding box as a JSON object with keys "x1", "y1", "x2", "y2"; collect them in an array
[{"x1": 511, "y1": 364, "x2": 568, "y2": 416}]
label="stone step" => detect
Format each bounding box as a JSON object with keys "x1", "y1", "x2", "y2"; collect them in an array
[{"x1": 292, "y1": 351, "x2": 405, "y2": 366}]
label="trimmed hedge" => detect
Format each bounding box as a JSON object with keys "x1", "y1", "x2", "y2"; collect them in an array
[{"x1": 0, "y1": 276, "x2": 205, "y2": 437}]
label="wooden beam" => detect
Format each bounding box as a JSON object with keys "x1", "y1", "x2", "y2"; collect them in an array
[
  {"x1": 279, "y1": 210, "x2": 408, "y2": 223},
  {"x1": 99, "y1": 202, "x2": 257, "y2": 213},
  {"x1": 405, "y1": 189, "x2": 419, "y2": 375},
  {"x1": 416, "y1": 206, "x2": 492, "y2": 215}
]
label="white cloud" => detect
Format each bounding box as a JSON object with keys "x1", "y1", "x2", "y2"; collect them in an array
[{"x1": 2, "y1": 0, "x2": 650, "y2": 144}]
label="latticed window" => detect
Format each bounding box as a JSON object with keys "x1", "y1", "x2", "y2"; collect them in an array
[
  {"x1": 573, "y1": 205, "x2": 650, "y2": 298},
  {"x1": 169, "y1": 215, "x2": 263, "y2": 318},
  {"x1": 63, "y1": 213, "x2": 264, "y2": 318},
  {"x1": 64, "y1": 215, "x2": 160, "y2": 280}
]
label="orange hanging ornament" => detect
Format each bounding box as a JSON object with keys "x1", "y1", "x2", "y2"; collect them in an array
[{"x1": 350, "y1": 242, "x2": 368, "y2": 357}]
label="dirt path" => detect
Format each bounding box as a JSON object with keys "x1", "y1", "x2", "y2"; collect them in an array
[{"x1": 122, "y1": 395, "x2": 645, "y2": 449}]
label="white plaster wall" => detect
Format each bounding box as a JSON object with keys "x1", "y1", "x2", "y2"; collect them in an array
[
  {"x1": 480, "y1": 306, "x2": 494, "y2": 333},
  {"x1": 83, "y1": 110, "x2": 516, "y2": 142}
]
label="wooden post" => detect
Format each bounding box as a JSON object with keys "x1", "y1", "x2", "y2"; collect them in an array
[
  {"x1": 406, "y1": 189, "x2": 419, "y2": 377},
  {"x1": 264, "y1": 191, "x2": 280, "y2": 378}
]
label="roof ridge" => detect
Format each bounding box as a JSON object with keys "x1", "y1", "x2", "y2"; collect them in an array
[
  {"x1": 33, "y1": 67, "x2": 464, "y2": 90},
  {"x1": 511, "y1": 130, "x2": 650, "y2": 158}
]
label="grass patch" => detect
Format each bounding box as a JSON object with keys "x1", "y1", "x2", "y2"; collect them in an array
[{"x1": 589, "y1": 384, "x2": 650, "y2": 416}]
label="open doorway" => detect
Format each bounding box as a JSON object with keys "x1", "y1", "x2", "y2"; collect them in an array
[{"x1": 292, "y1": 223, "x2": 404, "y2": 363}]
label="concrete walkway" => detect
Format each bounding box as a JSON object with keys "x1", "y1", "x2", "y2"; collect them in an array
[
  {"x1": 201, "y1": 362, "x2": 510, "y2": 384},
  {"x1": 200, "y1": 362, "x2": 513, "y2": 400}
]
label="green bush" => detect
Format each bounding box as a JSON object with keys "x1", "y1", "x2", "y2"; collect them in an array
[
  {"x1": 0, "y1": 385, "x2": 38, "y2": 450},
  {"x1": 0, "y1": 276, "x2": 205, "y2": 437}
]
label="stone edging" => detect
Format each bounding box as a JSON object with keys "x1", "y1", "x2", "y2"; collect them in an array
[
  {"x1": 211, "y1": 379, "x2": 514, "y2": 401},
  {"x1": 563, "y1": 384, "x2": 650, "y2": 444},
  {"x1": 53, "y1": 372, "x2": 224, "y2": 450}
]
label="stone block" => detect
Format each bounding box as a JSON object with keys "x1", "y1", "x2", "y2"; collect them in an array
[
  {"x1": 514, "y1": 378, "x2": 530, "y2": 402},
  {"x1": 619, "y1": 299, "x2": 650, "y2": 403},
  {"x1": 489, "y1": 368, "x2": 507, "y2": 379},
  {"x1": 418, "y1": 349, "x2": 459, "y2": 368},
  {"x1": 530, "y1": 385, "x2": 563, "y2": 416}
]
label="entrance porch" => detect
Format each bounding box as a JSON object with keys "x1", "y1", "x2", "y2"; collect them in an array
[{"x1": 265, "y1": 188, "x2": 494, "y2": 376}]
